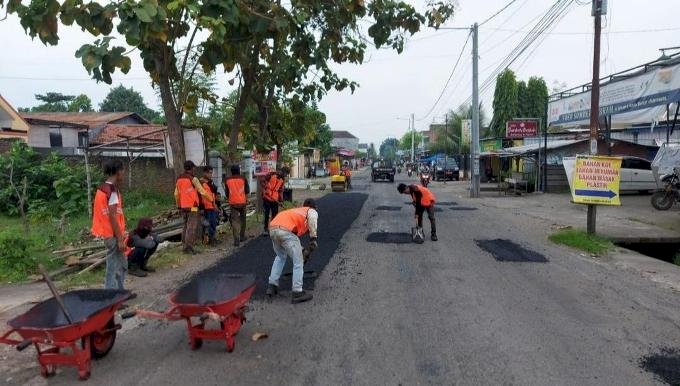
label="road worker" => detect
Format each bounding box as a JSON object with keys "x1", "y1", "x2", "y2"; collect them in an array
[
  {"x1": 397, "y1": 183, "x2": 438, "y2": 242},
  {"x1": 342, "y1": 164, "x2": 352, "y2": 189},
  {"x1": 262, "y1": 171, "x2": 284, "y2": 234},
  {"x1": 224, "y1": 164, "x2": 250, "y2": 247},
  {"x1": 175, "y1": 160, "x2": 213, "y2": 254},
  {"x1": 266, "y1": 198, "x2": 318, "y2": 304},
  {"x1": 91, "y1": 160, "x2": 128, "y2": 290},
  {"x1": 200, "y1": 166, "x2": 219, "y2": 246}
]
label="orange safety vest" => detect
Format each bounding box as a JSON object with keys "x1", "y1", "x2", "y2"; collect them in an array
[
  {"x1": 264, "y1": 175, "x2": 284, "y2": 202},
  {"x1": 123, "y1": 235, "x2": 133, "y2": 256},
  {"x1": 269, "y1": 207, "x2": 311, "y2": 236},
  {"x1": 411, "y1": 185, "x2": 436, "y2": 207},
  {"x1": 226, "y1": 176, "x2": 247, "y2": 205},
  {"x1": 91, "y1": 183, "x2": 125, "y2": 238},
  {"x1": 343, "y1": 168, "x2": 352, "y2": 177},
  {"x1": 201, "y1": 181, "x2": 216, "y2": 210},
  {"x1": 176, "y1": 174, "x2": 199, "y2": 209}
]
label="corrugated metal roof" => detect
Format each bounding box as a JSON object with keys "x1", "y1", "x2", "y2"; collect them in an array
[
  {"x1": 331, "y1": 130, "x2": 358, "y2": 139},
  {"x1": 20, "y1": 112, "x2": 148, "y2": 129},
  {"x1": 90, "y1": 124, "x2": 166, "y2": 145}
]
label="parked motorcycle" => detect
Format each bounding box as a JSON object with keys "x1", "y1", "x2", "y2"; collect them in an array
[
  {"x1": 420, "y1": 171, "x2": 430, "y2": 187},
  {"x1": 651, "y1": 168, "x2": 680, "y2": 210}
]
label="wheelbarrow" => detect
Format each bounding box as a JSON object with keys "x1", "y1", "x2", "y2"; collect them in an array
[
  {"x1": 0, "y1": 289, "x2": 131, "y2": 380},
  {"x1": 136, "y1": 273, "x2": 255, "y2": 352}
]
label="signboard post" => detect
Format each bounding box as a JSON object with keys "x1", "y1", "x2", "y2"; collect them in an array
[{"x1": 570, "y1": 155, "x2": 622, "y2": 206}]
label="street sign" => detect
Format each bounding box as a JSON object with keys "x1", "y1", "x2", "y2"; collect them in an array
[
  {"x1": 505, "y1": 120, "x2": 538, "y2": 138},
  {"x1": 570, "y1": 155, "x2": 622, "y2": 205}
]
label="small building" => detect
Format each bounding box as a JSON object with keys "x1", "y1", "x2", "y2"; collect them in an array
[
  {"x1": 21, "y1": 111, "x2": 150, "y2": 155},
  {"x1": 331, "y1": 130, "x2": 359, "y2": 151},
  {"x1": 0, "y1": 94, "x2": 30, "y2": 149}
]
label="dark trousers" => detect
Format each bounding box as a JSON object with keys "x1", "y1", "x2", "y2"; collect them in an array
[
  {"x1": 182, "y1": 209, "x2": 199, "y2": 249},
  {"x1": 415, "y1": 205, "x2": 437, "y2": 235},
  {"x1": 230, "y1": 205, "x2": 247, "y2": 241},
  {"x1": 263, "y1": 199, "x2": 279, "y2": 230},
  {"x1": 128, "y1": 244, "x2": 157, "y2": 268},
  {"x1": 204, "y1": 210, "x2": 218, "y2": 239}
]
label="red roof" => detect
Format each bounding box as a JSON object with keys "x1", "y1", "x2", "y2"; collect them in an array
[
  {"x1": 90, "y1": 124, "x2": 166, "y2": 145},
  {"x1": 20, "y1": 112, "x2": 148, "y2": 129}
]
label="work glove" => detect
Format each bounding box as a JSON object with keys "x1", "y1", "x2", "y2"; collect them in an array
[{"x1": 309, "y1": 237, "x2": 318, "y2": 251}]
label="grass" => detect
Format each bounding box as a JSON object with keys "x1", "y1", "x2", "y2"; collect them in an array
[
  {"x1": 548, "y1": 229, "x2": 614, "y2": 256},
  {"x1": 0, "y1": 189, "x2": 175, "y2": 284},
  {"x1": 59, "y1": 268, "x2": 103, "y2": 290}
]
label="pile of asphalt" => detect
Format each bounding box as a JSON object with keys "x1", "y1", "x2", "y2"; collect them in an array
[
  {"x1": 366, "y1": 232, "x2": 412, "y2": 244},
  {"x1": 185, "y1": 193, "x2": 368, "y2": 298},
  {"x1": 640, "y1": 348, "x2": 680, "y2": 385},
  {"x1": 475, "y1": 239, "x2": 548, "y2": 263}
]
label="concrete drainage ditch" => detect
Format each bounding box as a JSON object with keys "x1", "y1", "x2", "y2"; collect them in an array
[{"x1": 614, "y1": 240, "x2": 680, "y2": 264}]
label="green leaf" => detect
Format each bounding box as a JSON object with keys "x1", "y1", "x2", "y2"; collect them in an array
[{"x1": 134, "y1": 7, "x2": 152, "y2": 23}]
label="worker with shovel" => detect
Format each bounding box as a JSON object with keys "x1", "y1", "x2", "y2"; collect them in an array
[
  {"x1": 397, "y1": 183, "x2": 438, "y2": 242},
  {"x1": 265, "y1": 198, "x2": 318, "y2": 304}
]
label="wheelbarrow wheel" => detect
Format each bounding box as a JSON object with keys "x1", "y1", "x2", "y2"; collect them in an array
[
  {"x1": 225, "y1": 336, "x2": 235, "y2": 353},
  {"x1": 78, "y1": 370, "x2": 91, "y2": 381},
  {"x1": 87, "y1": 318, "x2": 117, "y2": 359},
  {"x1": 40, "y1": 364, "x2": 56, "y2": 378},
  {"x1": 190, "y1": 338, "x2": 203, "y2": 350}
]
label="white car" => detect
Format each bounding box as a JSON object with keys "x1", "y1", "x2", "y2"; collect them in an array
[{"x1": 619, "y1": 156, "x2": 658, "y2": 193}]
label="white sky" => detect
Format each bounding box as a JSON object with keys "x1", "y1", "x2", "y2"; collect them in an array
[{"x1": 1, "y1": 0, "x2": 679, "y2": 146}]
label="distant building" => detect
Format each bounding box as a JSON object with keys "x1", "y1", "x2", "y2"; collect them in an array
[
  {"x1": 358, "y1": 143, "x2": 368, "y2": 150},
  {"x1": 0, "y1": 94, "x2": 29, "y2": 144},
  {"x1": 331, "y1": 130, "x2": 359, "y2": 151}
]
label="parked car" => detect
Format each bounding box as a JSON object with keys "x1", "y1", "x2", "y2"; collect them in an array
[
  {"x1": 435, "y1": 158, "x2": 460, "y2": 181},
  {"x1": 372, "y1": 159, "x2": 395, "y2": 182},
  {"x1": 620, "y1": 156, "x2": 658, "y2": 193}
]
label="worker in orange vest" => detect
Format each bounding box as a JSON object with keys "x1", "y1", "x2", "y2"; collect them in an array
[
  {"x1": 262, "y1": 171, "x2": 284, "y2": 234},
  {"x1": 91, "y1": 160, "x2": 129, "y2": 290},
  {"x1": 224, "y1": 164, "x2": 250, "y2": 247},
  {"x1": 200, "y1": 166, "x2": 219, "y2": 246},
  {"x1": 397, "y1": 183, "x2": 438, "y2": 241},
  {"x1": 342, "y1": 165, "x2": 352, "y2": 189},
  {"x1": 266, "y1": 198, "x2": 318, "y2": 304},
  {"x1": 174, "y1": 160, "x2": 213, "y2": 254}
]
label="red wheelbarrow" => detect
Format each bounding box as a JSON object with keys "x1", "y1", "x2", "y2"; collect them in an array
[
  {"x1": 136, "y1": 273, "x2": 255, "y2": 352},
  {"x1": 0, "y1": 289, "x2": 131, "y2": 380}
]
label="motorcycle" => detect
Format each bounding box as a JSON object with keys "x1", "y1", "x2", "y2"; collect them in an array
[
  {"x1": 420, "y1": 171, "x2": 430, "y2": 187},
  {"x1": 407, "y1": 167, "x2": 413, "y2": 177},
  {"x1": 397, "y1": 166, "x2": 402, "y2": 174},
  {"x1": 651, "y1": 167, "x2": 680, "y2": 210}
]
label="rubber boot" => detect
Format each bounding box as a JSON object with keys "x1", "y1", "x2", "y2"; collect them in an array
[
  {"x1": 291, "y1": 290, "x2": 313, "y2": 304},
  {"x1": 266, "y1": 284, "x2": 278, "y2": 297}
]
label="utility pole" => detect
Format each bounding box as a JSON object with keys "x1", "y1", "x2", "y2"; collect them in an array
[
  {"x1": 587, "y1": 0, "x2": 606, "y2": 234},
  {"x1": 470, "y1": 22, "x2": 480, "y2": 198},
  {"x1": 411, "y1": 113, "x2": 415, "y2": 163}
]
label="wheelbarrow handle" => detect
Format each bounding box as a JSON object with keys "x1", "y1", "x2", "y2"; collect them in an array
[
  {"x1": 16, "y1": 339, "x2": 33, "y2": 351},
  {"x1": 135, "y1": 305, "x2": 183, "y2": 321}
]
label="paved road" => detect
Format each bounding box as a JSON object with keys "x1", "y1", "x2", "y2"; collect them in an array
[{"x1": 11, "y1": 171, "x2": 680, "y2": 385}]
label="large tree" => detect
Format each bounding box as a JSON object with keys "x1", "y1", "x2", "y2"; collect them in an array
[
  {"x1": 19, "y1": 92, "x2": 74, "y2": 112},
  {"x1": 100, "y1": 85, "x2": 160, "y2": 121},
  {"x1": 490, "y1": 69, "x2": 518, "y2": 137},
  {"x1": 430, "y1": 103, "x2": 487, "y2": 154},
  {"x1": 516, "y1": 80, "x2": 528, "y2": 118},
  {"x1": 379, "y1": 137, "x2": 399, "y2": 160},
  {"x1": 399, "y1": 131, "x2": 423, "y2": 152},
  {"x1": 526, "y1": 76, "x2": 549, "y2": 128}
]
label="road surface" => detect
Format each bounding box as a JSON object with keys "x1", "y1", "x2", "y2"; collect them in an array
[{"x1": 8, "y1": 170, "x2": 680, "y2": 385}]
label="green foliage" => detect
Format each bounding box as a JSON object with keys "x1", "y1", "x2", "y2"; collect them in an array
[
  {"x1": 548, "y1": 229, "x2": 613, "y2": 255},
  {"x1": 399, "y1": 131, "x2": 423, "y2": 151},
  {"x1": 20, "y1": 92, "x2": 75, "y2": 112},
  {"x1": 526, "y1": 77, "x2": 549, "y2": 127},
  {"x1": 379, "y1": 137, "x2": 399, "y2": 160},
  {"x1": 68, "y1": 94, "x2": 94, "y2": 112},
  {"x1": 490, "y1": 69, "x2": 518, "y2": 137},
  {"x1": 430, "y1": 103, "x2": 488, "y2": 154},
  {"x1": 309, "y1": 123, "x2": 334, "y2": 157},
  {"x1": 100, "y1": 85, "x2": 160, "y2": 121},
  {"x1": 0, "y1": 231, "x2": 33, "y2": 281},
  {"x1": 0, "y1": 142, "x2": 99, "y2": 217},
  {"x1": 367, "y1": 143, "x2": 377, "y2": 159},
  {"x1": 516, "y1": 80, "x2": 528, "y2": 117}
]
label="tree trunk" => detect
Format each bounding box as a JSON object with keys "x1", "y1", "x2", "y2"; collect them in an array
[
  {"x1": 226, "y1": 79, "x2": 253, "y2": 164},
  {"x1": 155, "y1": 52, "x2": 185, "y2": 177}
]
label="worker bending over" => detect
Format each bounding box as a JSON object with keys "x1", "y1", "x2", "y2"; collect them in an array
[
  {"x1": 266, "y1": 198, "x2": 318, "y2": 304},
  {"x1": 397, "y1": 183, "x2": 438, "y2": 241},
  {"x1": 225, "y1": 164, "x2": 250, "y2": 247},
  {"x1": 175, "y1": 160, "x2": 213, "y2": 254},
  {"x1": 262, "y1": 171, "x2": 284, "y2": 234}
]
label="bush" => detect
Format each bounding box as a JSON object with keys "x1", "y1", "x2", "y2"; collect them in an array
[{"x1": 0, "y1": 231, "x2": 39, "y2": 282}]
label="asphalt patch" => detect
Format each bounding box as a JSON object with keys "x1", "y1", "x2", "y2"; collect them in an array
[
  {"x1": 640, "y1": 348, "x2": 680, "y2": 385},
  {"x1": 184, "y1": 193, "x2": 368, "y2": 298},
  {"x1": 449, "y1": 207, "x2": 477, "y2": 211},
  {"x1": 437, "y1": 201, "x2": 457, "y2": 205},
  {"x1": 366, "y1": 232, "x2": 412, "y2": 244},
  {"x1": 433, "y1": 207, "x2": 443, "y2": 212},
  {"x1": 475, "y1": 239, "x2": 548, "y2": 263},
  {"x1": 375, "y1": 206, "x2": 402, "y2": 211}
]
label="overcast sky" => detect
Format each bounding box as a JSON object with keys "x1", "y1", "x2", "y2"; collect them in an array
[{"x1": 1, "y1": 0, "x2": 679, "y2": 145}]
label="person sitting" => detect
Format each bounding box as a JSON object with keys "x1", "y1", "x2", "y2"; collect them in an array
[{"x1": 126, "y1": 217, "x2": 159, "y2": 277}]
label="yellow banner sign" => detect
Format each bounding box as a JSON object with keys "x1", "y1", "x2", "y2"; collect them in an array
[{"x1": 571, "y1": 155, "x2": 622, "y2": 205}]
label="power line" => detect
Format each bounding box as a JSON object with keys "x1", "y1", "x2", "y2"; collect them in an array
[
  {"x1": 480, "y1": 0, "x2": 520, "y2": 26},
  {"x1": 483, "y1": 25, "x2": 680, "y2": 35},
  {"x1": 0, "y1": 76, "x2": 149, "y2": 81},
  {"x1": 416, "y1": 30, "x2": 472, "y2": 122}
]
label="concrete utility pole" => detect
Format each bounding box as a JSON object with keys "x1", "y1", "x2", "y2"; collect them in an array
[
  {"x1": 470, "y1": 22, "x2": 480, "y2": 198},
  {"x1": 587, "y1": 0, "x2": 606, "y2": 234},
  {"x1": 411, "y1": 113, "x2": 415, "y2": 163}
]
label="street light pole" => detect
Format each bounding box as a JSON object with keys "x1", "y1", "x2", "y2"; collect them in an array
[
  {"x1": 411, "y1": 113, "x2": 415, "y2": 163},
  {"x1": 470, "y1": 22, "x2": 480, "y2": 198},
  {"x1": 587, "y1": 0, "x2": 606, "y2": 234}
]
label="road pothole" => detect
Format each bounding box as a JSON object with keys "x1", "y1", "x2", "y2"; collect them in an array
[
  {"x1": 450, "y1": 207, "x2": 477, "y2": 211},
  {"x1": 375, "y1": 206, "x2": 402, "y2": 211},
  {"x1": 639, "y1": 348, "x2": 680, "y2": 385},
  {"x1": 366, "y1": 232, "x2": 412, "y2": 244},
  {"x1": 475, "y1": 239, "x2": 548, "y2": 262}
]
